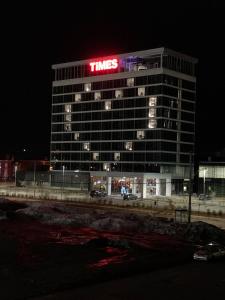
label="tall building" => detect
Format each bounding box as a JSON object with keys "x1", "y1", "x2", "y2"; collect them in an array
[{"x1": 51, "y1": 48, "x2": 197, "y2": 197}]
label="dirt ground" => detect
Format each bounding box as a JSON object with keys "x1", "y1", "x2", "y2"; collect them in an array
[
  {"x1": 33, "y1": 259, "x2": 225, "y2": 300},
  {"x1": 0, "y1": 198, "x2": 224, "y2": 300}
]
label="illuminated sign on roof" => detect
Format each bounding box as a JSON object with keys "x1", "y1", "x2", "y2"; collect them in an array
[{"x1": 89, "y1": 58, "x2": 118, "y2": 72}]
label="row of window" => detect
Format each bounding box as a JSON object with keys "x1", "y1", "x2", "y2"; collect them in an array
[
  {"x1": 51, "y1": 149, "x2": 193, "y2": 162},
  {"x1": 51, "y1": 160, "x2": 191, "y2": 172},
  {"x1": 52, "y1": 119, "x2": 194, "y2": 132},
  {"x1": 53, "y1": 75, "x2": 195, "y2": 94},
  {"x1": 51, "y1": 130, "x2": 194, "y2": 143},
  {"x1": 51, "y1": 141, "x2": 193, "y2": 152},
  {"x1": 51, "y1": 154, "x2": 191, "y2": 171},
  {"x1": 52, "y1": 109, "x2": 194, "y2": 123},
  {"x1": 63, "y1": 96, "x2": 156, "y2": 113},
  {"x1": 53, "y1": 97, "x2": 195, "y2": 112},
  {"x1": 52, "y1": 85, "x2": 195, "y2": 103}
]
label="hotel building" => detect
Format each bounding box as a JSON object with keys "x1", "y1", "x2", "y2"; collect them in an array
[{"x1": 51, "y1": 48, "x2": 197, "y2": 197}]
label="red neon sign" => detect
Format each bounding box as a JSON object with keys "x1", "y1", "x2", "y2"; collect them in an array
[{"x1": 89, "y1": 58, "x2": 118, "y2": 72}]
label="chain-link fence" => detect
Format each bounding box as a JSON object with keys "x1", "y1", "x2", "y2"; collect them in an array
[{"x1": 16, "y1": 171, "x2": 90, "y2": 191}]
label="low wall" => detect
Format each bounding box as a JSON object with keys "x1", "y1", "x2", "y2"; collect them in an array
[{"x1": 0, "y1": 186, "x2": 225, "y2": 215}]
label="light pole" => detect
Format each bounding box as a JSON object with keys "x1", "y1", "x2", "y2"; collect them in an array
[
  {"x1": 61, "y1": 165, "x2": 65, "y2": 200},
  {"x1": 203, "y1": 168, "x2": 208, "y2": 196},
  {"x1": 33, "y1": 160, "x2": 36, "y2": 198},
  {"x1": 188, "y1": 152, "x2": 193, "y2": 223},
  {"x1": 14, "y1": 165, "x2": 18, "y2": 186},
  {"x1": 33, "y1": 160, "x2": 36, "y2": 185}
]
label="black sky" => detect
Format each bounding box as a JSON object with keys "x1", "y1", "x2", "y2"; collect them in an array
[{"x1": 1, "y1": 1, "x2": 225, "y2": 160}]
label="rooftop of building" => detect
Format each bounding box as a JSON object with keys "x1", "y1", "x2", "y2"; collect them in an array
[{"x1": 52, "y1": 47, "x2": 198, "y2": 69}]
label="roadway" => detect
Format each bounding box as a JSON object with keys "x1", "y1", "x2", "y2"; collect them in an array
[{"x1": 34, "y1": 259, "x2": 225, "y2": 300}]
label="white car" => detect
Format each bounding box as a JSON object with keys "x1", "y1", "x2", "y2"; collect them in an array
[{"x1": 193, "y1": 242, "x2": 225, "y2": 261}]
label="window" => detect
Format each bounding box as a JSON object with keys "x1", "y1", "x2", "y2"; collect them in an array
[
  {"x1": 149, "y1": 108, "x2": 156, "y2": 118},
  {"x1": 94, "y1": 92, "x2": 101, "y2": 100},
  {"x1": 114, "y1": 152, "x2": 120, "y2": 161},
  {"x1": 103, "y1": 163, "x2": 110, "y2": 171},
  {"x1": 105, "y1": 100, "x2": 111, "y2": 110},
  {"x1": 84, "y1": 83, "x2": 91, "y2": 92},
  {"x1": 93, "y1": 152, "x2": 99, "y2": 160},
  {"x1": 148, "y1": 119, "x2": 157, "y2": 129},
  {"x1": 64, "y1": 123, "x2": 71, "y2": 131},
  {"x1": 149, "y1": 96, "x2": 157, "y2": 106},
  {"x1": 137, "y1": 130, "x2": 145, "y2": 139},
  {"x1": 75, "y1": 93, "x2": 81, "y2": 102},
  {"x1": 115, "y1": 90, "x2": 123, "y2": 98},
  {"x1": 163, "y1": 120, "x2": 172, "y2": 129},
  {"x1": 65, "y1": 113, "x2": 72, "y2": 122},
  {"x1": 74, "y1": 132, "x2": 79, "y2": 140},
  {"x1": 64, "y1": 104, "x2": 71, "y2": 112},
  {"x1": 137, "y1": 64, "x2": 147, "y2": 71},
  {"x1": 83, "y1": 142, "x2": 90, "y2": 151},
  {"x1": 125, "y1": 141, "x2": 133, "y2": 151},
  {"x1": 138, "y1": 87, "x2": 145, "y2": 96},
  {"x1": 127, "y1": 78, "x2": 134, "y2": 87}
]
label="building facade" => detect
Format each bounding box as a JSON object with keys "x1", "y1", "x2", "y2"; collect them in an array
[
  {"x1": 199, "y1": 162, "x2": 225, "y2": 197},
  {"x1": 51, "y1": 48, "x2": 197, "y2": 197}
]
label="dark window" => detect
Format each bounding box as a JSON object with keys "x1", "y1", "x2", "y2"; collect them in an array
[
  {"x1": 182, "y1": 90, "x2": 195, "y2": 101},
  {"x1": 181, "y1": 101, "x2": 195, "y2": 111},
  {"x1": 181, "y1": 122, "x2": 194, "y2": 132},
  {"x1": 181, "y1": 112, "x2": 195, "y2": 122},
  {"x1": 182, "y1": 80, "x2": 196, "y2": 91}
]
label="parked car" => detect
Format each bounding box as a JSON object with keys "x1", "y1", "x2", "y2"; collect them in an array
[
  {"x1": 198, "y1": 194, "x2": 211, "y2": 200},
  {"x1": 90, "y1": 190, "x2": 107, "y2": 198},
  {"x1": 193, "y1": 242, "x2": 225, "y2": 261},
  {"x1": 123, "y1": 193, "x2": 138, "y2": 200}
]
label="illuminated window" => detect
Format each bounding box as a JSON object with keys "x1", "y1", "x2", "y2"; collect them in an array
[
  {"x1": 137, "y1": 130, "x2": 145, "y2": 139},
  {"x1": 65, "y1": 104, "x2": 71, "y2": 112},
  {"x1": 163, "y1": 120, "x2": 172, "y2": 129},
  {"x1": 83, "y1": 142, "x2": 90, "y2": 151},
  {"x1": 115, "y1": 90, "x2": 123, "y2": 98},
  {"x1": 93, "y1": 152, "x2": 99, "y2": 161},
  {"x1": 64, "y1": 123, "x2": 71, "y2": 131},
  {"x1": 75, "y1": 93, "x2": 81, "y2": 102},
  {"x1": 127, "y1": 78, "x2": 134, "y2": 87},
  {"x1": 84, "y1": 83, "x2": 91, "y2": 92},
  {"x1": 148, "y1": 119, "x2": 157, "y2": 129},
  {"x1": 148, "y1": 108, "x2": 156, "y2": 118},
  {"x1": 114, "y1": 152, "x2": 120, "y2": 161},
  {"x1": 149, "y1": 97, "x2": 157, "y2": 106},
  {"x1": 137, "y1": 64, "x2": 147, "y2": 71},
  {"x1": 94, "y1": 92, "x2": 101, "y2": 100},
  {"x1": 105, "y1": 101, "x2": 111, "y2": 110},
  {"x1": 74, "y1": 132, "x2": 79, "y2": 140},
  {"x1": 103, "y1": 163, "x2": 110, "y2": 171},
  {"x1": 65, "y1": 113, "x2": 72, "y2": 122},
  {"x1": 125, "y1": 141, "x2": 133, "y2": 151},
  {"x1": 138, "y1": 87, "x2": 145, "y2": 96}
]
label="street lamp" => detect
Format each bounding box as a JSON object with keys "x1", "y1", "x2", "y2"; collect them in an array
[
  {"x1": 203, "y1": 168, "x2": 208, "y2": 196},
  {"x1": 62, "y1": 165, "x2": 65, "y2": 187},
  {"x1": 14, "y1": 165, "x2": 18, "y2": 186},
  {"x1": 61, "y1": 165, "x2": 65, "y2": 200},
  {"x1": 188, "y1": 152, "x2": 193, "y2": 223},
  {"x1": 33, "y1": 160, "x2": 36, "y2": 185}
]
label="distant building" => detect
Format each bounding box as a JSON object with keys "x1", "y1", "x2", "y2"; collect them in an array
[
  {"x1": 199, "y1": 162, "x2": 225, "y2": 197},
  {"x1": 0, "y1": 160, "x2": 14, "y2": 181},
  {"x1": 15, "y1": 160, "x2": 50, "y2": 187},
  {"x1": 51, "y1": 48, "x2": 197, "y2": 197}
]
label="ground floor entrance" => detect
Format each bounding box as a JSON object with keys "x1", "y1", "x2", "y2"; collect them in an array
[{"x1": 90, "y1": 172, "x2": 172, "y2": 199}]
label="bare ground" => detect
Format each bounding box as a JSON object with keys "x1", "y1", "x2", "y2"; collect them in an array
[{"x1": 0, "y1": 198, "x2": 225, "y2": 300}]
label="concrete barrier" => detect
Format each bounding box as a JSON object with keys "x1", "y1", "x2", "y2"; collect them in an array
[{"x1": 0, "y1": 186, "x2": 225, "y2": 215}]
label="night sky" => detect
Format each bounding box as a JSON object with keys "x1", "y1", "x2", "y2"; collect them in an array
[{"x1": 1, "y1": 2, "x2": 225, "y2": 160}]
